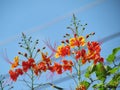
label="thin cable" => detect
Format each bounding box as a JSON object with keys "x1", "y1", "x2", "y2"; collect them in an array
[{"x1": 0, "y1": 0, "x2": 106, "y2": 46}]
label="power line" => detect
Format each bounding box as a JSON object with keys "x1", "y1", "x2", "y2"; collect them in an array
[{"x1": 0, "y1": 0, "x2": 107, "y2": 46}]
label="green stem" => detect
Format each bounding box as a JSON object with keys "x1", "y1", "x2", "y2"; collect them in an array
[
  {"x1": 73, "y1": 14, "x2": 78, "y2": 35},
  {"x1": 23, "y1": 34, "x2": 32, "y2": 58},
  {"x1": 77, "y1": 60, "x2": 81, "y2": 86},
  {"x1": 0, "y1": 81, "x2": 3, "y2": 90},
  {"x1": 31, "y1": 70, "x2": 34, "y2": 90}
]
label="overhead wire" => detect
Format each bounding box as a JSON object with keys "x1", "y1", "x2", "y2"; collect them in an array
[{"x1": 0, "y1": 0, "x2": 106, "y2": 46}]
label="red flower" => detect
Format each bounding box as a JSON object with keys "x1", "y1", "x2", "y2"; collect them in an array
[
  {"x1": 55, "y1": 45, "x2": 71, "y2": 58},
  {"x1": 15, "y1": 68, "x2": 23, "y2": 75},
  {"x1": 62, "y1": 60, "x2": 73, "y2": 72},
  {"x1": 75, "y1": 49, "x2": 87, "y2": 64},
  {"x1": 93, "y1": 54, "x2": 104, "y2": 65},
  {"x1": 22, "y1": 61, "x2": 30, "y2": 72},
  {"x1": 9, "y1": 70, "x2": 18, "y2": 81},
  {"x1": 28, "y1": 58, "x2": 35, "y2": 66},
  {"x1": 87, "y1": 41, "x2": 104, "y2": 64},
  {"x1": 53, "y1": 62, "x2": 62, "y2": 74},
  {"x1": 22, "y1": 58, "x2": 35, "y2": 72},
  {"x1": 41, "y1": 52, "x2": 51, "y2": 65},
  {"x1": 48, "y1": 66, "x2": 55, "y2": 72},
  {"x1": 87, "y1": 41, "x2": 101, "y2": 53},
  {"x1": 32, "y1": 64, "x2": 39, "y2": 76},
  {"x1": 75, "y1": 50, "x2": 81, "y2": 60},
  {"x1": 69, "y1": 36, "x2": 85, "y2": 48},
  {"x1": 38, "y1": 61, "x2": 47, "y2": 72},
  {"x1": 9, "y1": 68, "x2": 23, "y2": 81}
]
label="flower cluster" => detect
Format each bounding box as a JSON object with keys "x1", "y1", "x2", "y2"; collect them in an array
[
  {"x1": 53, "y1": 36, "x2": 103, "y2": 65},
  {"x1": 55, "y1": 44, "x2": 70, "y2": 58},
  {"x1": 5, "y1": 15, "x2": 120, "y2": 90},
  {"x1": 45, "y1": 14, "x2": 104, "y2": 90},
  {"x1": 9, "y1": 53, "x2": 73, "y2": 81},
  {"x1": 8, "y1": 33, "x2": 73, "y2": 82}
]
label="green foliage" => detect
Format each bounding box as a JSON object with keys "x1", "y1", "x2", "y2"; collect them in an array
[
  {"x1": 107, "y1": 73, "x2": 120, "y2": 89},
  {"x1": 92, "y1": 46, "x2": 120, "y2": 90},
  {"x1": 104, "y1": 65, "x2": 112, "y2": 75},
  {"x1": 108, "y1": 66, "x2": 120, "y2": 74},
  {"x1": 93, "y1": 83, "x2": 107, "y2": 90},
  {"x1": 83, "y1": 46, "x2": 120, "y2": 90},
  {"x1": 85, "y1": 64, "x2": 96, "y2": 78},
  {"x1": 95, "y1": 63, "x2": 107, "y2": 82},
  {"x1": 80, "y1": 81, "x2": 90, "y2": 89},
  {"x1": 107, "y1": 47, "x2": 120, "y2": 63}
]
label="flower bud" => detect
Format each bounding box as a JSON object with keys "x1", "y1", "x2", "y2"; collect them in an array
[{"x1": 37, "y1": 49, "x2": 40, "y2": 52}]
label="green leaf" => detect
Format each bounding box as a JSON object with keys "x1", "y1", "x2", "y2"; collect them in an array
[
  {"x1": 108, "y1": 67, "x2": 120, "y2": 74},
  {"x1": 107, "y1": 47, "x2": 120, "y2": 63},
  {"x1": 105, "y1": 65, "x2": 112, "y2": 71},
  {"x1": 105, "y1": 65, "x2": 112, "y2": 75},
  {"x1": 113, "y1": 47, "x2": 120, "y2": 55},
  {"x1": 106, "y1": 54, "x2": 115, "y2": 63},
  {"x1": 107, "y1": 73, "x2": 120, "y2": 88},
  {"x1": 93, "y1": 83, "x2": 107, "y2": 90},
  {"x1": 85, "y1": 64, "x2": 96, "y2": 78},
  {"x1": 95, "y1": 63, "x2": 107, "y2": 82},
  {"x1": 80, "y1": 81, "x2": 90, "y2": 89},
  {"x1": 85, "y1": 70, "x2": 90, "y2": 78},
  {"x1": 98, "y1": 87, "x2": 107, "y2": 90}
]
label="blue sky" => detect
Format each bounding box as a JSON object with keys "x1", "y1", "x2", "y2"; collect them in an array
[{"x1": 0, "y1": 0, "x2": 120, "y2": 90}]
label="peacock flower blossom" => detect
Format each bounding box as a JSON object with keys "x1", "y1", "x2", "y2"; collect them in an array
[
  {"x1": 38, "y1": 61, "x2": 47, "y2": 72},
  {"x1": 87, "y1": 41, "x2": 101, "y2": 53},
  {"x1": 9, "y1": 70, "x2": 18, "y2": 81},
  {"x1": 76, "y1": 85, "x2": 86, "y2": 90},
  {"x1": 69, "y1": 36, "x2": 85, "y2": 48},
  {"x1": 32, "y1": 64, "x2": 39, "y2": 76},
  {"x1": 62, "y1": 60, "x2": 73, "y2": 72},
  {"x1": 11, "y1": 56, "x2": 19, "y2": 69},
  {"x1": 75, "y1": 49, "x2": 87, "y2": 64},
  {"x1": 9, "y1": 68, "x2": 23, "y2": 81},
  {"x1": 55, "y1": 44, "x2": 70, "y2": 58},
  {"x1": 22, "y1": 58, "x2": 35, "y2": 72},
  {"x1": 53, "y1": 62, "x2": 62, "y2": 74},
  {"x1": 16, "y1": 68, "x2": 23, "y2": 75},
  {"x1": 41, "y1": 52, "x2": 51, "y2": 65},
  {"x1": 22, "y1": 61, "x2": 30, "y2": 72},
  {"x1": 87, "y1": 41, "x2": 104, "y2": 64}
]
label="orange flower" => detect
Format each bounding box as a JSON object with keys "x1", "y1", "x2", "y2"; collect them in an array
[
  {"x1": 75, "y1": 49, "x2": 87, "y2": 64},
  {"x1": 28, "y1": 58, "x2": 35, "y2": 66},
  {"x1": 9, "y1": 68, "x2": 23, "y2": 81},
  {"x1": 9, "y1": 70, "x2": 18, "y2": 81},
  {"x1": 11, "y1": 56, "x2": 19, "y2": 69},
  {"x1": 15, "y1": 68, "x2": 23, "y2": 75},
  {"x1": 53, "y1": 62, "x2": 62, "y2": 74},
  {"x1": 62, "y1": 60, "x2": 73, "y2": 72},
  {"x1": 48, "y1": 66, "x2": 55, "y2": 72},
  {"x1": 76, "y1": 85, "x2": 86, "y2": 90},
  {"x1": 75, "y1": 50, "x2": 81, "y2": 60},
  {"x1": 69, "y1": 36, "x2": 85, "y2": 48},
  {"x1": 32, "y1": 64, "x2": 39, "y2": 76},
  {"x1": 87, "y1": 41, "x2": 101, "y2": 53},
  {"x1": 22, "y1": 61, "x2": 30, "y2": 72},
  {"x1": 38, "y1": 61, "x2": 47, "y2": 72},
  {"x1": 41, "y1": 52, "x2": 51, "y2": 64},
  {"x1": 87, "y1": 41, "x2": 104, "y2": 64},
  {"x1": 22, "y1": 58, "x2": 35, "y2": 72},
  {"x1": 93, "y1": 54, "x2": 104, "y2": 65},
  {"x1": 55, "y1": 44, "x2": 70, "y2": 58}
]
